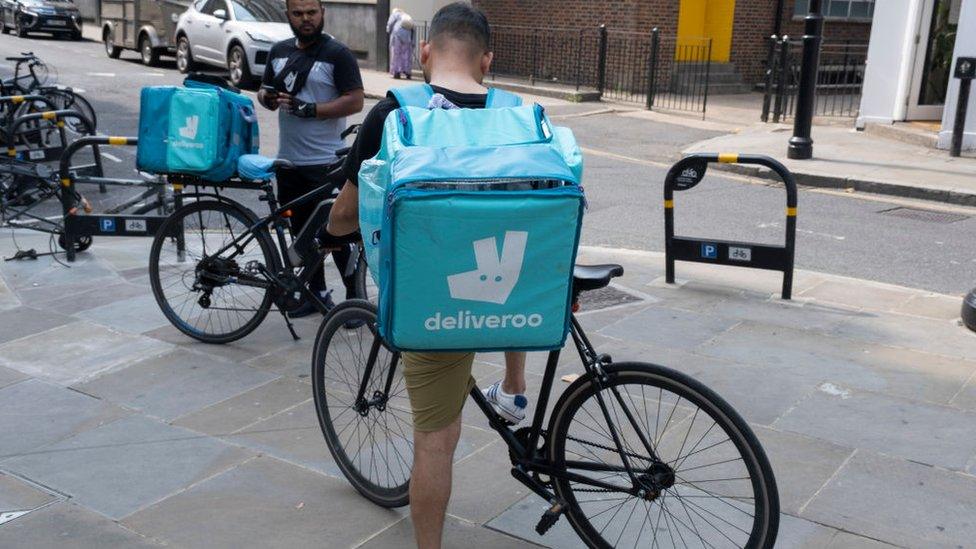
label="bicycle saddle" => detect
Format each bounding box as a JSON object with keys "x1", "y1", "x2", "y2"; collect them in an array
[
  {"x1": 573, "y1": 264, "x2": 624, "y2": 292},
  {"x1": 237, "y1": 155, "x2": 292, "y2": 181}
]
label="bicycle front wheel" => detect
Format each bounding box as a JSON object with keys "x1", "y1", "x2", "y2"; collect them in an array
[
  {"x1": 548, "y1": 362, "x2": 779, "y2": 549},
  {"x1": 149, "y1": 200, "x2": 277, "y2": 344},
  {"x1": 312, "y1": 300, "x2": 411, "y2": 508}
]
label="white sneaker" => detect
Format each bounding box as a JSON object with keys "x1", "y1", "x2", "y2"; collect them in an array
[{"x1": 483, "y1": 381, "x2": 528, "y2": 425}]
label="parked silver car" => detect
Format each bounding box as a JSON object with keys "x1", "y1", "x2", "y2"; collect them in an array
[{"x1": 175, "y1": 0, "x2": 291, "y2": 87}]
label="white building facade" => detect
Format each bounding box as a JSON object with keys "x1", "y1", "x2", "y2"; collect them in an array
[{"x1": 857, "y1": 0, "x2": 975, "y2": 150}]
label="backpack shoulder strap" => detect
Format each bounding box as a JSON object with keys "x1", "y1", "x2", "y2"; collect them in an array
[
  {"x1": 485, "y1": 88, "x2": 523, "y2": 108},
  {"x1": 389, "y1": 84, "x2": 435, "y2": 108}
]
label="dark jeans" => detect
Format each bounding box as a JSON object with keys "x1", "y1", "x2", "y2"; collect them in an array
[{"x1": 276, "y1": 163, "x2": 355, "y2": 297}]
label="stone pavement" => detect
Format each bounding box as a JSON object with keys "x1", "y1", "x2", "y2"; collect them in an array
[{"x1": 1, "y1": 231, "x2": 974, "y2": 548}]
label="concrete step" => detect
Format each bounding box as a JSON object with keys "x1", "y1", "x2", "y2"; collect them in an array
[{"x1": 864, "y1": 122, "x2": 939, "y2": 149}]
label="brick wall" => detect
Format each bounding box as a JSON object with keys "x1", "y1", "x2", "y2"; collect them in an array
[{"x1": 474, "y1": 0, "x2": 873, "y2": 90}]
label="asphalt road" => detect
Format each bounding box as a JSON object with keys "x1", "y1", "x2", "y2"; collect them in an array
[{"x1": 4, "y1": 33, "x2": 975, "y2": 295}]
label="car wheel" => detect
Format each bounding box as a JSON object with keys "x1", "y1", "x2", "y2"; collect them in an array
[
  {"x1": 139, "y1": 34, "x2": 160, "y2": 66},
  {"x1": 176, "y1": 35, "x2": 196, "y2": 74},
  {"x1": 70, "y1": 30, "x2": 81, "y2": 41},
  {"x1": 227, "y1": 44, "x2": 254, "y2": 88},
  {"x1": 104, "y1": 29, "x2": 122, "y2": 58}
]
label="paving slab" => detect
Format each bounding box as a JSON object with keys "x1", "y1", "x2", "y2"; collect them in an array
[
  {"x1": 243, "y1": 336, "x2": 318, "y2": 381},
  {"x1": 75, "y1": 294, "x2": 172, "y2": 335},
  {"x1": 226, "y1": 399, "x2": 495, "y2": 480},
  {"x1": 143, "y1": 314, "x2": 319, "y2": 364},
  {"x1": 174, "y1": 377, "x2": 310, "y2": 436},
  {"x1": 829, "y1": 311, "x2": 976, "y2": 361},
  {"x1": 797, "y1": 278, "x2": 917, "y2": 311},
  {"x1": 30, "y1": 280, "x2": 148, "y2": 315},
  {"x1": 699, "y1": 321, "x2": 976, "y2": 406},
  {"x1": 598, "y1": 305, "x2": 740, "y2": 349},
  {"x1": 0, "y1": 254, "x2": 119, "y2": 291},
  {"x1": 0, "y1": 322, "x2": 173, "y2": 385},
  {"x1": 774, "y1": 385, "x2": 976, "y2": 472},
  {"x1": 0, "y1": 306, "x2": 73, "y2": 346},
  {"x1": 752, "y1": 427, "x2": 854, "y2": 515},
  {"x1": 0, "y1": 501, "x2": 162, "y2": 547},
  {"x1": 5, "y1": 274, "x2": 121, "y2": 308},
  {"x1": 449, "y1": 440, "x2": 533, "y2": 525},
  {"x1": 361, "y1": 515, "x2": 536, "y2": 549},
  {"x1": 0, "y1": 276, "x2": 19, "y2": 311},
  {"x1": 0, "y1": 366, "x2": 26, "y2": 390},
  {"x1": 2, "y1": 415, "x2": 252, "y2": 520},
  {"x1": 486, "y1": 494, "x2": 584, "y2": 548},
  {"x1": 801, "y1": 450, "x2": 976, "y2": 548},
  {"x1": 0, "y1": 472, "x2": 59, "y2": 513},
  {"x1": 949, "y1": 375, "x2": 976, "y2": 412},
  {"x1": 0, "y1": 379, "x2": 127, "y2": 460},
  {"x1": 74, "y1": 349, "x2": 277, "y2": 422},
  {"x1": 122, "y1": 456, "x2": 403, "y2": 549},
  {"x1": 773, "y1": 514, "x2": 841, "y2": 548},
  {"x1": 825, "y1": 531, "x2": 900, "y2": 548},
  {"x1": 891, "y1": 292, "x2": 964, "y2": 321}
]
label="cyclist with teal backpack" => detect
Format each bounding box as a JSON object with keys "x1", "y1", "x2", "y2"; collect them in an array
[{"x1": 327, "y1": 4, "x2": 573, "y2": 547}]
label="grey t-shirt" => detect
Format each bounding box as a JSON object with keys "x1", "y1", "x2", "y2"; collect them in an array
[{"x1": 263, "y1": 36, "x2": 363, "y2": 166}]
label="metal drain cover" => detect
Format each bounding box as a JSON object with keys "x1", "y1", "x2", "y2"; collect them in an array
[
  {"x1": 578, "y1": 286, "x2": 642, "y2": 311},
  {"x1": 878, "y1": 207, "x2": 970, "y2": 224}
]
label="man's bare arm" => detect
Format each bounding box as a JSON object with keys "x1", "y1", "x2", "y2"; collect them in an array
[
  {"x1": 317, "y1": 89, "x2": 365, "y2": 119},
  {"x1": 327, "y1": 180, "x2": 360, "y2": 236}
]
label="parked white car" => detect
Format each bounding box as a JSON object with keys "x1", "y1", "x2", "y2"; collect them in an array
[{"x1": 175, "y1": 0, "x2": 292, "y2": 87}]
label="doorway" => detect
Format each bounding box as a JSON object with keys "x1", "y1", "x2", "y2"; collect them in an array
[{"x1": 907, "y1": 0, "x2": 960, "y2": 120}]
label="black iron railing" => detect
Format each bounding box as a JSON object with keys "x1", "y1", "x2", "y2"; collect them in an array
[{"x1": 762, "y1": 37, "x2": 868, "y2": 122}]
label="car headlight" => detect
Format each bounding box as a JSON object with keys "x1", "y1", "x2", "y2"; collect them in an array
[{"x1": 245, "y1": 30, "x2": 273, "y2": 44}]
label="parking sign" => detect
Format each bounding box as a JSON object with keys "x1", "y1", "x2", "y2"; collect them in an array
[{"x1": 701, "y1": 243, "x2": 718, "y2": 259}]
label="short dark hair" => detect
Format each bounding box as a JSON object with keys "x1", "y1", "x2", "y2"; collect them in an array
[{"x1": 428, "y1": 2, "x2": 490, "y2": 55}]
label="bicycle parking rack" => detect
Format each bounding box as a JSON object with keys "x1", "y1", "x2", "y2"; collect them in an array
[
  {"x1": 4, "y1": 107, "x2": 102, "y2": 177},
  {"x1": 59, "y1": 135, "x2": 175, "y2": 262},
  {"x1": 664, "y1": 153, "x2": 797, "y2": 299}
]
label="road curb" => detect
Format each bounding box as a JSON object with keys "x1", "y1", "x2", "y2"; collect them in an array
[{"x1": 711, "y1": 163, "x2": 976, "y2": 207}]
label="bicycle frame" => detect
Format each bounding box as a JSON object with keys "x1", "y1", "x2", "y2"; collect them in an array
[
  {"x1": 353, "y1": 313, "x2": 667, "y2": 505},
  {"x1": 181, "y1": 177, "x2": 342, "y2": 313}
]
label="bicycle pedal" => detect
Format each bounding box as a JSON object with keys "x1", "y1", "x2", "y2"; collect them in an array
[{"x1": 535, "y1": 502, "x2": 564, "y2": 535}]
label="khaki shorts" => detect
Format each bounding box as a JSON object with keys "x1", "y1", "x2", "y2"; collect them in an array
[{"x1": 402, "y1": 351, "x2": 476, "y2": 432}]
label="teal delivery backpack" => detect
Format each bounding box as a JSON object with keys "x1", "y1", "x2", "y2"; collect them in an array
[
  {"x1": 359, "y1": 84, "x2": 585, "y2": 352},
  {"x1": 136, "y1": 79, "x2": 259, "y2": 181}
]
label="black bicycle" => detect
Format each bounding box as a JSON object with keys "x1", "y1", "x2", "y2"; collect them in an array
[
  {"x1": 312, "y1": 266, "x2": 779, "y2": 548},
  {"x1": 148, "y1": 154, "x2": 367, "y2": 343},
  {"x1": 1, "y1": 53, "x2": 96, "y2": 135}
]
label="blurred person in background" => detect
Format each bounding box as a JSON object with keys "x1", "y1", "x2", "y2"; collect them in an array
[{"x1": 387, "y1": 7, "x2": 416, "y2": 79}]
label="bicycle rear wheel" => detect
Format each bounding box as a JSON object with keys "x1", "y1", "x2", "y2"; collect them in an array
[
  {"x1": 149, "y1": 200, "x2": 277, "y2": 344},
  {"x1": 38, "y1": 88, "x2": 97, "y2": 132},
  {"x1": 312, "y1": 300, "x2": 411, "y2": 508},
  {"x1": 548, "y1": 362, "x2": 779, "y2": 549}
]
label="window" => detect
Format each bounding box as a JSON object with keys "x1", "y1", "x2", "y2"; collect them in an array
[{"x1": 794, "y1": 0, "x2": 875, "y2": 21}]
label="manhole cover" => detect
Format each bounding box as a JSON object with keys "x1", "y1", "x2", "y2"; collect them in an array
[
  {"x1": 878, "y1": 207, "x2": 970, "y2": 224},
  {"x1": 578, "y1": 286, "x2": 642, "y2": 311}
]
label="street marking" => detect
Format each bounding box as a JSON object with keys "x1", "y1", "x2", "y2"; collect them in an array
[
  {"x1": 101, "y1": 152, "x2": 122, "y2": 162},
  {"x1": 87, "y1": 72, "x2": 116, "y2": 77},
  {"x1": 579, "y1": 146, "x2": 671, "y2": 169},
  {"x1": 140, "y1": 72, "x2": 165, "y2": 77}
]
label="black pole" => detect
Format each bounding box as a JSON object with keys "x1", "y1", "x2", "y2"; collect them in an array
[
  {"x1": 761, "y1": 35, "x2": 778, "y2": 122},
  {"x1": 597, "y1": 24, "x2": 608, "y2": 95},
  {"x1": 773, "y1": 0, "x2": 785, "y2": 37},
  {"x1": 950, "y1": 79, "x2": 971, "y2": 158},
  {"x1": 646, "y1": 28, "x2": 660, "y2": 110},
  {"x1": 375, "y1": 0, "x2": 390, "y2": 72},
  {"x1": 773, "y1": 36, "x2": 790, "y2": 123},
  {"x1": 787, "y1": 0, "x2": 824, "y2": 160}
]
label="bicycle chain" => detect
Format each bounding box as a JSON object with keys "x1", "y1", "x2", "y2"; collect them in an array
[{"x1": 561, "y1": 434, "x2": 653, "y2": 494}]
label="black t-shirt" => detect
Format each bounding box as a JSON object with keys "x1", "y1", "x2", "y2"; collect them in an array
[{"x1": 342, "y1": 86, "x2": 488, "y2": 186}]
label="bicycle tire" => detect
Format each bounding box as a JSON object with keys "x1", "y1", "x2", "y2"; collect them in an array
[
  {"x1": 38, "y1": 89, "x2": 97, "y2": 132},
  {"x1": 149, "y1": 200, "x2": 277, "y2": 344},
  {"x1": 548, "y1": 362, "x2": 779, "y2": 549},
  {"x1": 312, "y1": 299, "x2": 411, "y2": 508}
]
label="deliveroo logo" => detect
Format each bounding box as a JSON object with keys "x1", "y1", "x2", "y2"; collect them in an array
[
  {"x1": 426, "y1": 231, "x2": 543, "y2": 333},
  {"x1": 178, "y1": 116, "x2": 199, "y2": 140},
  {"x1": 448, "y1": 231, "x2": 527, "y2": 305}
]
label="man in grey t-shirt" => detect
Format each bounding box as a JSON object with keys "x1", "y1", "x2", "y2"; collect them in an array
[{"x1": 257, "y1": 0, "x2": 364, "y2": 317}]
